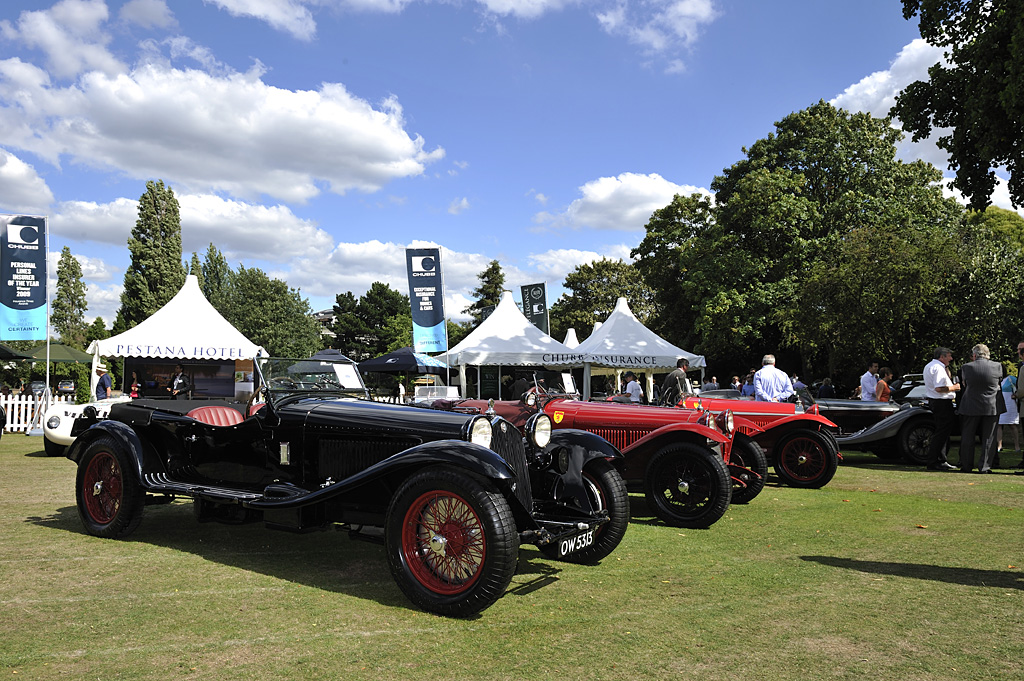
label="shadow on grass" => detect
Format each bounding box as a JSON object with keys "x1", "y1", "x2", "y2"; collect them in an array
[
  {"x1": 26, "y1": 502, "x2": 564, "y2": 616},
  {"x1": 801, "y1": 555, "x2": 1024, "y2": 590}
]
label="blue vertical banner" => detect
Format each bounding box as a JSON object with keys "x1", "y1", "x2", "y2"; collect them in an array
[
  {"x1": 520, "y1": 282, "x2": 549, "y2": 334},
  {"x1": 1, "y1": 215, "x2": 47, "y2": 341},
  {"x1": 405, "y1": 248, "x2": 448, "y2": 353}
]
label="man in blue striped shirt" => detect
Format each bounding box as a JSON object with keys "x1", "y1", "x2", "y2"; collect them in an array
[{"x1": 754, "y1": 354, "x2": 794, "y2": 402}]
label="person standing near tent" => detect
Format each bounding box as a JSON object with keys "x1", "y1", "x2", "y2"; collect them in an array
[
  {"x1": 95, "y1": 364, "x2": 112, "y2": 401},
  {"x1": 167, "y1": 364, "x2": 191, "y2": 400}
]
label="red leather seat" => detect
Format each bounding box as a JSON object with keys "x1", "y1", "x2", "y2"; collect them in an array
[{"x1": 187, "y1": 405, "x2": 244, "y2": 427}]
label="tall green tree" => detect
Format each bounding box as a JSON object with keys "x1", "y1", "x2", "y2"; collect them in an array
[
  {"x1": 116, "y1": 180, "x2": 186, "y2": 330},
  {"x1": 200, "y1": 243, "x2": 233, "y2": 314},
  {"x1": 51, "y1": 246, "x2": 88, "y2": 348},
  {"x1": 463, "y1": 260, "x2": 505, "y2": 327},
  {"x1": 188, "y1": 252, "x2": 204, "y2": 287},
  {"x1": 225, "y1": 266, "x2": 320, "y2": 357},
  {"x1": 892, "y1": 0, "x2": 1024, "y2": 209},
  {"x1": 967, "y1": 206, "x2": 1024, "y2": 253},
  {"x1": 85, "y1": 317, "x2": 109, "y2": 345},
  {"x1": 549, "y1": 258, "x2": 654, "y2": 342},
  {"x1": 331, "y1": 283, "x2": 411, "y2": 360}
]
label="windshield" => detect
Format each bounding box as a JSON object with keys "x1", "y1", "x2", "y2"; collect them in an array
[{"x1": 256, "y1": 357, "x2": 367, "y2": 401}]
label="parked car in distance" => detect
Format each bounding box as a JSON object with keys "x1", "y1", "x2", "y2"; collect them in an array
[
  {"x1": 43, "y1": 396, "x2": 132, "y2": 456},
  {"x1": 64, "y1": 354, "x2": 627, "y2": 617},
  {"x1": 57, "y1": 379, "x2": 75, "y2": 395},
  {"x1": 29, "y1": 381, "x2": 46, "y2": 396}
]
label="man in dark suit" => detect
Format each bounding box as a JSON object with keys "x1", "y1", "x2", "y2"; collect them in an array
[{"x1": 958, "y1": 343, "x2": 1005, "y2": 473}]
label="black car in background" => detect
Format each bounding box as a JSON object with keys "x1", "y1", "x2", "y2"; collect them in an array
[{"x1": 64, "y1": 354, "x2": 627, "y2": 617}]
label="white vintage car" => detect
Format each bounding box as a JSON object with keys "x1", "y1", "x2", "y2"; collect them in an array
[{"x1": 42, "y1": 396, "x2": 131, "y2": 456}]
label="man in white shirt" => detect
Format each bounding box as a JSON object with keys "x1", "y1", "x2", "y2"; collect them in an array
[
  {"x1": 860, "y1": 361, "x2": 879, "y2": 401},
  {"x1": 754, "y1": 354, "x2": 794, "y2": 402},
  {"x1": 624, "y1": 372, "x2": 642, "y2": 403},
  {"x1": 923, "y1": 346, "x2": 960, "y2": 471}
]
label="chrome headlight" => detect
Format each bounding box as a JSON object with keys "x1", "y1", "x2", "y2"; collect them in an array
[
  {"x1": 715, "y1": 410, "x2": 734, "y2": 435},
  {"x1": 465, "y1": 415, "x2": 492, "y2": 449},
  {"x1": 526, "y1": 413, "x2": 552, "y2": 449},
  {"x1": 46, "y1": 416, "x2": 60, "y2": 430}
]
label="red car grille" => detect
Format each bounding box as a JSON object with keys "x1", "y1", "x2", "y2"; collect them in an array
[{"x1": 586, "y1": 426, "x2": 654, "y2": 451}]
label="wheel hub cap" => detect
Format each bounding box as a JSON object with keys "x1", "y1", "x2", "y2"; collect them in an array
[
  {"x1": 92, "y1": 481, "x2": 103, "y2": 496},
  {"x1": 797, "y1": 454, "x2": 808, "y2": 465},
  {"x1": 428, "y1": 534, "x2": 448, "y2": 557},
  {"x1": 677, "y1": 479, "x2": 690, "y2": 495}
]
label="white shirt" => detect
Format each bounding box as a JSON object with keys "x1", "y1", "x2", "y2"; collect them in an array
[
  {"x1": 924, "y1": 358, "x2": 954, "y2": 400},
  {"x1": 625, "y1": 379, "x2": 642, "y2": 403},
  {"x1": 754, "y1": 364, "x2": 794, "y2": 402},
  {"x1": 860, "y1": 370, "x2": 877, "y2": 401}
]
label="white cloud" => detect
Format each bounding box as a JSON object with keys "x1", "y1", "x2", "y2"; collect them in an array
[
  {"x1": 448, "y1": 197, "x2": 470, "y2": 214},
  {"x1": 535, "y1": 172, "x2": 710, "y2": 231},
  {"x1": 119, "y1": 0, "x2": 176, "y2": 29},
  {"x1": 52, "y1": 197, "x2": 138, "y2": 245},
  {"x1": 0, "y1": 57, "x2": 445, "y2": 203},
  {"x1": 597, "y1": 0, "x2": 718, "y2": 64},
  {"x1": 0, "y1": 0, "x2": 124, "y2": 79},
  {"x1": 0, "y1": 148, "x2": 54, "y2": 214},
  {"x1": 204, "y1": 0, "x2": 317, "y2": 40},
  {"x1": 528, "y1": 245, "x2": 634, "y2": 283},
  {"x1": 477, "y1": 0, "x2": 574, "y2": 20}
]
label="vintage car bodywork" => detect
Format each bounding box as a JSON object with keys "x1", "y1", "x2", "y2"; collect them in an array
[
  {"x1": 43, "y1": 396, "x2": 132, "y2": 456},
  {"x1": 675, "y1": 389, "x2": 840, "y2": 488},
  {"x1": 431, "y1": 392, "x2": 751, "y2": 528},
  {"x1": 835, "y1": 404, "x2": 936, "y2": 464},
  {"x1": 64, "y1": 355, "x2": 627, "y2": 617}
]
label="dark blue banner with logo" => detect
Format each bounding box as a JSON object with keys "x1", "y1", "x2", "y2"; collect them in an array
[
  {"x1": 520, "y1": 282, "x2": 549, "y2": 334},
  {"x1": 405, "y1": 248, "x2": 447, "y2": 353},
  {"x1": 1, "y1": 215, "x2": 47, "y2": 341}
]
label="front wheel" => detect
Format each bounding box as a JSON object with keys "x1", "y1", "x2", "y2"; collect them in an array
[
  {"x1": 43, "y1": 436, "x2": 65, "y2": 457},
  {"x1": 899, "y1": 419, "x2": 935, "y2": 465},
  {"x1": 75, "y1": 436, "x2": 145, "y2": 538},
  {"x1": 643, "y1": 443, "x2": 731, "y2": 528},
  {"x1": 773, "y1": 429, "x2": 838, "y2": 488},
  {"x1": 540, "y1": 459, "x2": 628, "y2": 564},
  {"x1": 728, "y1": 434, "x2": 768, "y2": 504},
  {"x1": 386, "y1": 466, "x2": 519, "y2": 617}
]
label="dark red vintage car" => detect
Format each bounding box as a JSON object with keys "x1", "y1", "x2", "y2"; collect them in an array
[
  {"x1": 676, "y1": 392, "x2": 841, "y2": 488},
  {"x1": 432, "y1": 392, "x2": 762, "y2": 529}
]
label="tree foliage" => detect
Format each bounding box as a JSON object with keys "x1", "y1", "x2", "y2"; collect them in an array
[
  {"x1": 51, "y1": 246, "x2": 88, "y2": 348},
  {"x1": 200, "y1": 243, "x2": 233, "y2": 313},
  {"x1": 116, "y1": 180, "x2": 186, "y2": 330},
  {"x1": 549, "y1": 258, "x2": 654, "y2": 342},
  {"x1": 463, "y1": 260, "x2": 505, "y2": 327},
  {"x1": 331, "y1": 283, "x2": 411, "y2": 360},
  {"x1": 85, "y1": 317, "x2": 108, "y2": 345},
  {"x1": 892, "y1": 0, "x2": 1024, "y2": 209},
  {"x1": 224, "y1": 266, "x2": 321, "y2": 357}
]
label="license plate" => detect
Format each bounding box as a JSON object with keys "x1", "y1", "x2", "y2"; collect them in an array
[{"x1": 556, "y1": 528, "x2": 595, "y2": 557}]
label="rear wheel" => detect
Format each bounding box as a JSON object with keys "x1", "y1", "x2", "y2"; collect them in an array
[
  {"x1": 540, "y1": 459, "x2": 628, "y2": 564},
  {"x1": 729, "y1": 434, "x2": 768, "y2": 504},
  {"x1": 773, "y1": 429, "x2": 838, "y2": 488},
  {"x1": 75, "y1": 436, "x2": 145, "y2": 538},
  {"x1": 900, "y1": 419, "x2": 935, "y2": 465},
  {"x1": 643, "y1": 443, "x2": 731, "y2": 528},
  {"x1": 386, "y1": 466, "x2": 518, "y2": 617}
]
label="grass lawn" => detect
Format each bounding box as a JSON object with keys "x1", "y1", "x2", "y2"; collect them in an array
[{"x1": 2, "y1": 434, "x2": 1023, "y2": 680}]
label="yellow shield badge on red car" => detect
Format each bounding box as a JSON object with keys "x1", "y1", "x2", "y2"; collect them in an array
[{"x1": 553, "y1": 411, "x2": 564, "y2": 424}]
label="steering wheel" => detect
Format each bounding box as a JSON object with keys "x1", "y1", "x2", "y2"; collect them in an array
[{"x1": 245, "y1": 386, "x2": 265, "y2": 416}]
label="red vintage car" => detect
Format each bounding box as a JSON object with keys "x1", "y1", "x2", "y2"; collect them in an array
[
  {"x1": 431, "y1": 392, "x2": 763, "y2": 529},
  {"x1": 676, "y1": 391, "x2": 841, "y2": 488}
]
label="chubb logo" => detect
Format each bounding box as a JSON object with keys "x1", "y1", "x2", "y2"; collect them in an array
[
  {"x1": 410, "y1": 255, "x2": 437, "y2": 276},
  {"x1": 553, "y1": 411, "x2": 564, "y2": 424},
  {"x1": 6, "y1": 224, "x2": 39, "y2": 246}
]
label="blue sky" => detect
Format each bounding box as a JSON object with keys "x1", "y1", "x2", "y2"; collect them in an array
[{"x1": 1, "y1": 0, "x2": 1018, "y2": 330}]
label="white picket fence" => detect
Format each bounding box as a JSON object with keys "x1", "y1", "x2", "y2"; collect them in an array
[{"x1": 1, "y1": 394, "x2": 74, "y2": 434}]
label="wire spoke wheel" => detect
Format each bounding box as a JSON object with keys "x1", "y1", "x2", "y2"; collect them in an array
[
  {"x1": 643, "y1": 443, "x2": 731, "y2": 528},
  {"x1": 773, "y1": 429, "x2": 838, "y2": 488},
  {"x1": 75, "y1": 436, "x2": 145, "y2": 538},
  {"x1": 402, "y1": 490, "x2": 485, "y2": 595},
  {"x1": 82, "y1": 451, "x2": 123, "y2": 524}
]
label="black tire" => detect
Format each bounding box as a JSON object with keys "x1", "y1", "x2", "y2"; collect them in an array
[
  {"x1": 729, "y1": 434, "x2": 768, "y2": 504},
  {"x1": 899, "y1": 419, "x2": 935, "y2": 465},
  {"x1": 773, "y1": 429, "x2": 839, "y2": 488},
  {"x1": 385, "y1": 465, "x2": 519, "y2": 617},
  {"x1": 43, "y1": 436, "x2": 65, "y2": 457},
  {"x1": 540, "y1": 459, "x2": 628, "y2": 564},
  {"x1": 75, "y1": 436, "x2": 145, "y2": 538},
  {"x1": 643, "y1": 443, "x2": 731, "y2": 528}
]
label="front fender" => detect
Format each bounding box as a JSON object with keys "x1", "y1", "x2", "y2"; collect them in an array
[
  {"x1": 546, "y1": 428, "x2": 624, "y2": 465},
  {"x1": 836, "y1": 406, "x2": 930, "y2": 447},
  {"x1": 65, "y1": 420, "x2": 152, "y2": 485},
  {"x1": 732, "y1": 414, "x2": 765, "y2": 438}
]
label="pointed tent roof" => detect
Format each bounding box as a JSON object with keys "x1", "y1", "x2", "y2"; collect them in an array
[
  {"x1": 575, "y1": 297, "x2": 705, "y2": 369},
  {"x1": 436, "y1": 291, "x2": 581, "y2": 366},
  {"x1": 563, "y1": 328, "x2": 580, "y2": 349},
  {"x1": 88, "y1": 275, "x2": 264, "y2": 360}
]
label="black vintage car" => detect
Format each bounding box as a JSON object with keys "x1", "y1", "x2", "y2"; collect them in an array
[{"x1": 65, "y1": 355, "x2": 628, "y2": 617}]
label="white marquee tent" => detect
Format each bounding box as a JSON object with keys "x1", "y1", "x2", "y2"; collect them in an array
[
  {"x1": 88, "y1": 275, "x2": 265, "y2": 396},
  {"x1": 574, "y1": 297, "x2": 705, "y2": 399}
]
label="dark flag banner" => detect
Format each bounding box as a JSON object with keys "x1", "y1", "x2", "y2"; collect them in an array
[
  {"x1": 405, "y1": 248, "x2": 448, "y2": 353},
  {"x1": 1, "y1": 215, "x2": 47, "y2": 341},
  {"x1": 521, "y1": 282, "x2": 549, "y2": 334}
]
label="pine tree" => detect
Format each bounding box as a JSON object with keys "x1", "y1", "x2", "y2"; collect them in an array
[
  {"x1": 51, "y1": 246, "x2": 88, "y2": 348},
  {"x1": 116, "y1": 180, "x2": 186, "y2": 329},
  {"x1": 463, "y1": 260, "x2": 505, "y2": 327},
  {"x1": 201, "y1": 243, "x2": 233, "y2": 315}
]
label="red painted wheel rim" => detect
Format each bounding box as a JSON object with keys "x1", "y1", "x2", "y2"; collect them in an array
[
  {"x1": 401, "y1": 490, "x2": 485, "y2": 595},
  {"x1": 82, "y1": 451, "x2": 123, "y2": 525},
  {"x1": 779, "y1": 437, "x2": 825, "y2": 481}
]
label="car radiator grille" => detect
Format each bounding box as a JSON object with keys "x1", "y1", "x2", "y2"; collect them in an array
[
  {"x1": 585, "y1": 426, "x2": 654, "y2": 451},
  {"x1": 318, "y1": 437, "x2": 408, "y2": 481},
  {"x1": 489, "y1": 417, "x2": 533, "y2": 511}
]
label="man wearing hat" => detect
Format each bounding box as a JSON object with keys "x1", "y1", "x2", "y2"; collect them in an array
[
  {"x1": 95, "y1": 363, "x2": 112, "y2": 401},
  {"x1": 623, "y1": 371, "x2": 642, "y2": 403}
]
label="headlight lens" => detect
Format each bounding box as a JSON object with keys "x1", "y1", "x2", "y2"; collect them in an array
[
  {"x1": 46, "y1": 416, "x2": 60, "y2": 430},
  {"x1": 527, "y1": 413, "x2": 552, "y2": 449},
  {"x1": 467, "y1": 416, "x2": 492, "y2": 448},
  {"x1": 715, "y1": 410, "x2": 734, "y2": 435}
]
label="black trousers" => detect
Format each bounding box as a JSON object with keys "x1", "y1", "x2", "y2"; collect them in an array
[{"x1": 927, "y1": 398, "x2": 957, "y2": 465}]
